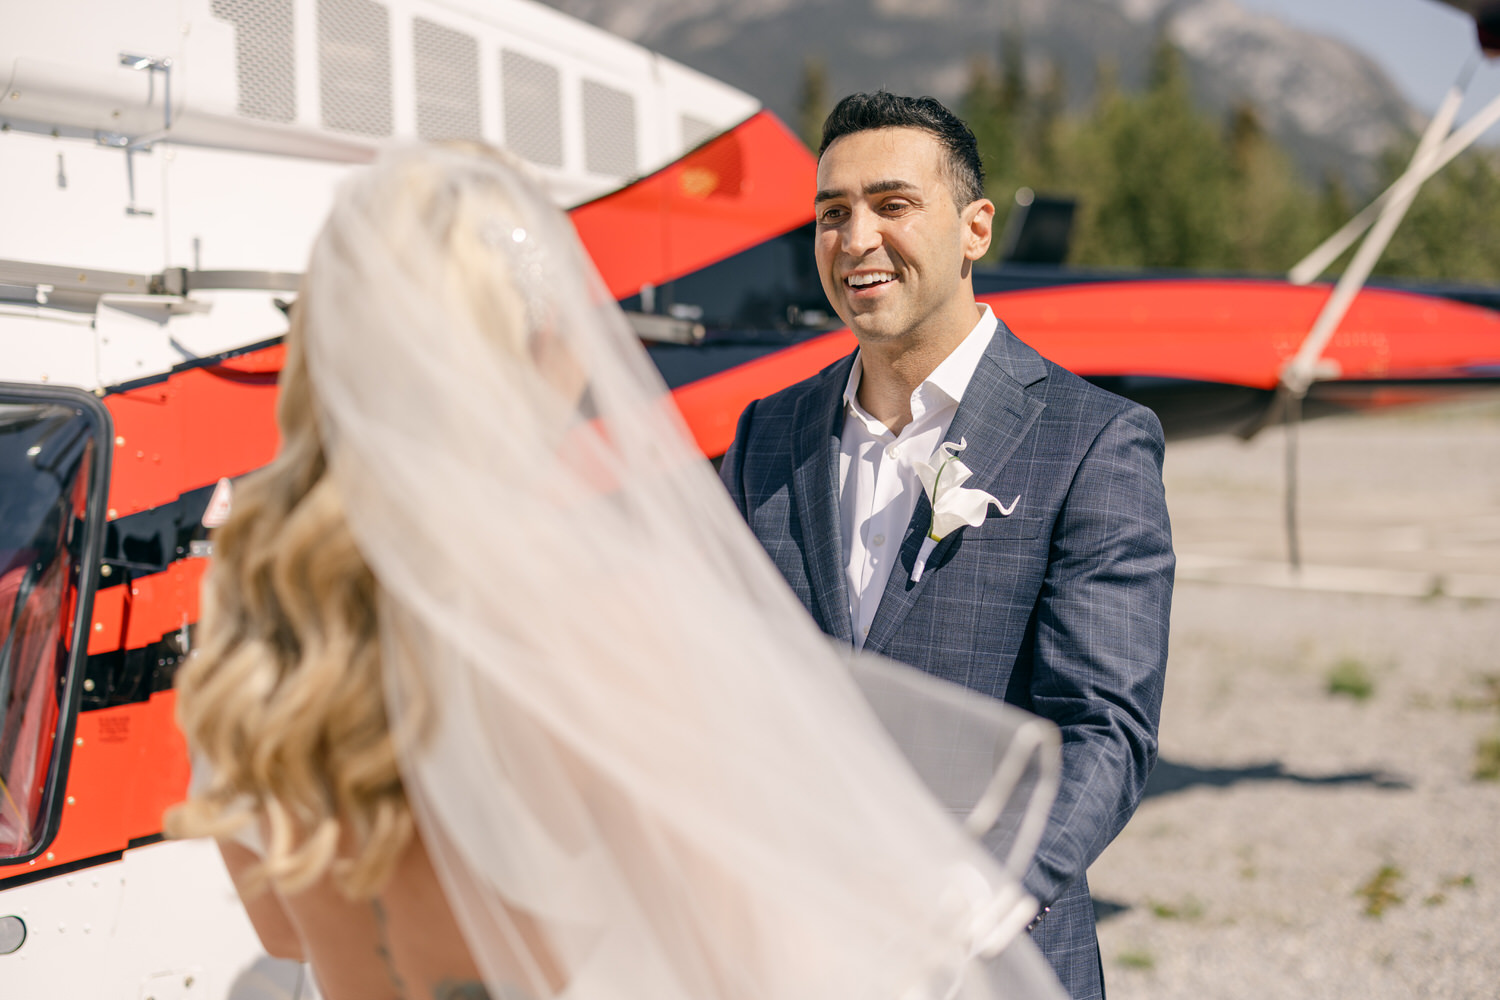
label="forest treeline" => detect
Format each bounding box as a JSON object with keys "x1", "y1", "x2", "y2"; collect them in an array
[{"x1": 796, "y1": 37, "x2": 1500, "y2": 283}]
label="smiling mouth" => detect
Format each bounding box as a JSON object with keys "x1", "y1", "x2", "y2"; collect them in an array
[{"x1": 845, "y1": 271, "x2": 895, "y2": 290}]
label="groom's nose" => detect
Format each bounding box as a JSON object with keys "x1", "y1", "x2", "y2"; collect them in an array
[{"x1": 842, "y1": 205, "x2": 883, "y2": 257}]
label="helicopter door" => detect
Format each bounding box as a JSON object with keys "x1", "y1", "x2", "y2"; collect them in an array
[{"x1": 0, "y1": 385, "x2": 110, "y2": 863}]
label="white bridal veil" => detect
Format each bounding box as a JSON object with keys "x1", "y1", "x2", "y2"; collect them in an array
[{"x1": 300, "y1": 145, "x2": 1066, "y2": 1000}]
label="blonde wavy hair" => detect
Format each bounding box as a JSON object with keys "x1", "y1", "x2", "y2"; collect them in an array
[
  {"x1": 168, "y1": 144, "x2": 537, "y2": 898},
  {"x1": 167, "y1": 308, "x2": 418, "y2": 897}
]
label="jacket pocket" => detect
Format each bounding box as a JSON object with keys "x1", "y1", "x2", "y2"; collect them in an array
[{"x1": 964, "y1": 514, "x2": 1044, "y2": 542}]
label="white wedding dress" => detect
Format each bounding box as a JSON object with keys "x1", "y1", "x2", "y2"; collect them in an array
[{"x1": 299, "y1": 145, "x2": 1067, "y2": 1000}]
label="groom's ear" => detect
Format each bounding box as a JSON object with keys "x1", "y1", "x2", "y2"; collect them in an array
[{"x1": 962, "y1": 198, "x2": 995, "y2": 262}]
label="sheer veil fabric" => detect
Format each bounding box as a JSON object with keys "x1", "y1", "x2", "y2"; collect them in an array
[{"x1": 300, "y1": 146, "x2": 1066, "y2": 1000}]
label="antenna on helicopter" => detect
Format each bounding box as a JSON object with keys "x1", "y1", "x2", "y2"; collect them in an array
[{"x1": 1250, "y1": 1, "x2": 1500, "y2": 569}]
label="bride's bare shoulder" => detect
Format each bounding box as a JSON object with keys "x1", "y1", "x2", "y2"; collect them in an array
[
  {"x1": 374, "y1": 832, "x2": 491, "y2": 999},
  {"x1": 221, "y1": 832, "x2": 494, "y2": 1000}
]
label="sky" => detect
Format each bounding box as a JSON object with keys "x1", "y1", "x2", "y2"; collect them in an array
[{"x1": 1234, "y1": 0, "x2": 1500, "y2": 141}]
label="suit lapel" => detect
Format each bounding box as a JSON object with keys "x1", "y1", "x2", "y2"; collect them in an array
[
  {"x1": 790, "y1": 358, "x2": 855, "y2": 643},
  {"x1": 863, "y1": 324, "x2": 1048, "y2": 654}
]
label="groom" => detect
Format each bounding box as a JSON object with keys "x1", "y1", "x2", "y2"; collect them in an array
[{"x1": 719, "y1": 92, "x2": 1173, "y2": 999}]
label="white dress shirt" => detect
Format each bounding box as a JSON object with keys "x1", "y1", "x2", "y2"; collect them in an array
[{"x1": 838, "y1": 305, "x2": 998, "y2": 647}]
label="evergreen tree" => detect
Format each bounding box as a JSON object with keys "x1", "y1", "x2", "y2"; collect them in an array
[
  {"x1": 999, "y1": 29, "x2": 1027, "y2": 118},
  {"x1": 1066, "y1": 35, "x2": 1236, "y2": 269},
  {"x1": 961, "y1": 38, "x2": 1021, "y2": 196},
  {"x1": 1029, "y1": 61, "x2": 1066, "y2": 180},
  {"x1": 961, "y1": 55, "x2": 1004, "y2": 182},
  {"x1": 1226, "y1": 102, "x2": 1262, "y2": 173},
  {"x1": 1224, "y1": 102, "x2": 1321, "y2": 273},
  {"x1": 796, "y1": 57, "x2": 830, "y2": 152},
  {"x1": 1378, "y1": 146, "x2": 1500, "y2": 282},
  {"x1": 1315, "y1": 170, "x2": 1354, "y2": 249},
  {"x1": 964, "y1": 30, "x2": 1065, "y2": 261},
  {"x1": 948, "y1": 31, "x2": 1500, "y2": 281}
]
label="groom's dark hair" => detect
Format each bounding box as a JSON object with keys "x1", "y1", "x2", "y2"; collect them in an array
[{"x1": 819, "y1": 91, "x2": 986, "y2": 208}]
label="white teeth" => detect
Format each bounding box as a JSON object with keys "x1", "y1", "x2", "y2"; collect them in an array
[{"x1": 846, "y1": 272, "x2": 894, "y2": 287}]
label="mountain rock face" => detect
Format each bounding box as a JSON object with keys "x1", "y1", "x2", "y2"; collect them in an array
[{"x1": 539, "y1": 0, "x2": 1424, "y2": 188}]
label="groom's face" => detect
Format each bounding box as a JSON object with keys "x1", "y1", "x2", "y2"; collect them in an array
[{"x1": 813, "y1": 127, "x2": 990, "y2": 352}]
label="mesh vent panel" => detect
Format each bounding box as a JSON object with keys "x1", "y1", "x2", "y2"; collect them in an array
[
  {"x1": 681, "y1": 114, "x2": 717, "y2": 150},
  {"x1": 501, "y1": 50, "x2": 563, "y2": 167},
  {"x1": 582, "y1": 79, "x2": 637, "y2": 177},
  {"x1": 318, "y1": 0, "x2": 393, "y2": 136},
  {"x1": 413, "y1": 18, "x2": 481, "y2": 141},
  {"x1": 211, "y1": 0, "x2": 296, "y2": 123}
]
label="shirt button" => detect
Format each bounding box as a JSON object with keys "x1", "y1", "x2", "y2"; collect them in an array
[
  {"x1": 886, "y1": 445, "x2": 899, "y2": 458},
  {"x1": 872, "y1": 534, "x2": 886, "y2": 546}
]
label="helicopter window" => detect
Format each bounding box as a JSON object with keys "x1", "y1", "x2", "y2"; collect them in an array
[
  {"x1": 414, "y1": 18, "x2": 481, "y2": 142},
  {"x1": 582, "y1": 79, "x2": 638, "y2": 178},
  {"x1": 318, "y1": 0, "x2": 395, "y2": 138},
  {"x1": 0, "y1": 391, "x2": 108, "y2": 863},
  {"x1": 502, "y1": 49, "x2": 564, "y2": 168},
  {"x1": 209, "y1": 0, "x2": 297, "y2": 124}
]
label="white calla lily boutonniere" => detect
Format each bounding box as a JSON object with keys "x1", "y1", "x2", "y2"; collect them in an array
[{"x1": 910, "y1": 438, "x2": 1019, "y2": 582}]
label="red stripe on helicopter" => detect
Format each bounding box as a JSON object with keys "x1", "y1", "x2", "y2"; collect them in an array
[
  {"x1": 985, "y1": 280, "x2": 1500, "y2": 390},
  {"x1": 87, "y1": 559, "x2": 207, "y2": 656},
  {"x1": 671, "y1": 329, "x2": 856, "y2": 457},
  {"x1": 25, "y1": 691, "x2": 189, "y2": 876},
  {"x1": 104, "y1": 346, "x2": 284, "y2": 520},
  {"x1": 572, "y1": 111, "x2": 818, "y2": 301}
]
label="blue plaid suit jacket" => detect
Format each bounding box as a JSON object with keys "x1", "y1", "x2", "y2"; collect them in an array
[{"x1": 719, "y1": 321, "x2": 1174, "y2": 1000}]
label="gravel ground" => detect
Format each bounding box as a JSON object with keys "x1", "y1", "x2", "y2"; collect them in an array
[{"x1": 1092, "y1": 399, "x2": 1500, "y2": 1000}]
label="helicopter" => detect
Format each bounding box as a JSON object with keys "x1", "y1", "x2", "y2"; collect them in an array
[{"x1": 2, "y1": 0, "x2": 1497, "y2": 995}]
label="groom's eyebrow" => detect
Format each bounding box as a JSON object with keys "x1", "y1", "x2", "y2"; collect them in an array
[{"x1": 814, "y1": 179, "x2": 917, "y2": 203}]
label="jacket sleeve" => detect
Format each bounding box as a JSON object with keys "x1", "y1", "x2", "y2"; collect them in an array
[
  {"x1": 1022, "y1": 404, "x2": 1174, "y2": 907},
  {"x1": 717, "y1": 398, "x2": 758, "y2": 519}
]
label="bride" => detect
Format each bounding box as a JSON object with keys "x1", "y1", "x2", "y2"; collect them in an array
[{"x1": 169, "y1": 143, "x2": 1066, "y2": 1000}]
